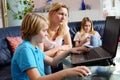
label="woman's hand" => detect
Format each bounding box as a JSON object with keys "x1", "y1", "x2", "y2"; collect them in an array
[
  {"x1": 70, "y1": 46, "x2": 89, "y2": 54},
  {"x1": 65, "y1": 66, "x2": 91, "y2": 77}
]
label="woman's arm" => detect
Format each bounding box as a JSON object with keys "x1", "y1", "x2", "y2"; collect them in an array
[
  {"x1": 44, "y1": 46, "x2": 65, "y2": 57},
  {"x1": 38, "y1": 42, "x2": 63, "y2": 57},
  {"x1": 63, "y1": 31, "x2": 72, "y2": 48},
  {"x1": 38, "y1": 44, "x2": 71, "y2": 57},
  {"x1": 38, "y1": 31, "x2": 72, "y2": 57},
  {"x1": 44, "y1": 46, "x2": 88, "y2": 66}
]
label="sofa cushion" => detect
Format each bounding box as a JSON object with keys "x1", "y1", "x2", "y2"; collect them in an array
[
  {"x1": 0, "y1": 26, "x2": 21, "y2": 66},
  {"x1": 6, "y1": 36, "x2": 23, "y2": 53}
]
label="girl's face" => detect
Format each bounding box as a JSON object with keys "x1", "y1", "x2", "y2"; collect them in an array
[
  {"x1": 51, "y1": 7, "x2": 68, "y2": 25},
  {"x1": 84, "y1": 21, "x2": 92, "y2": 33},
  {"x1": 35, "y1": 21, "x2": 48, "y2": 43}
]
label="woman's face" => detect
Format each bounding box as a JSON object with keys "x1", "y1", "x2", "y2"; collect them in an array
[
  {"x1": 83, "y1": 21, "x2": 92, "y2": 33},
  {"x1": 51, "y1": 7, "x2": 68, "y2": 25}
]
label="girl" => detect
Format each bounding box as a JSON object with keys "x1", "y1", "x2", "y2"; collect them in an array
[{"x1": 74, "y1": 17, "x2": 102, "y2": 48}]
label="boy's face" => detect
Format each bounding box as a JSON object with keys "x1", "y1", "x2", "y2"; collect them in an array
[{"x1": 35, "y1": 21, "x2": 48, "y2": 43}]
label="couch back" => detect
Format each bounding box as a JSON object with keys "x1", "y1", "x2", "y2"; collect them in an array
[
  {"x1": 68, "y1": 20, "x2": 106, "y2": 47},
  {"x1": 0, "y1": 26, "x2": 21, "y2": 67}
]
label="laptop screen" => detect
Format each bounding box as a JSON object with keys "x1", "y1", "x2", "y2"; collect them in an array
[{"x1": 102, "y1": 16, "x2": 120, "y2": 58}]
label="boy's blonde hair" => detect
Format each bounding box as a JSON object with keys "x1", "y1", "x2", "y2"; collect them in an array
[{"x1": 21, "y1": 13, "x2": 49, "y2": 41}]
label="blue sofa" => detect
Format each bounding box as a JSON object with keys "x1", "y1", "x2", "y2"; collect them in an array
[{"x1": 0, "y1": 20, "x2": 106, "y2": 80}]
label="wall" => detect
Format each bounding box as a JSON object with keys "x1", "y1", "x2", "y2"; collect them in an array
[
  {"x1": 34, "y1": 0, "x2": 101, "y2": 11},
  {"x1": 35, "y1": 0, "x2": 104, "y2": 22},
  {"x1": 6, "y1": 0, "x2": 104, "y2": 27},
  {"x1": 103, "y1": 0, "x2": 120, "y2": 17},
  {"x1": 7, "y1": 0, "x2": 24, "y2": 27}
]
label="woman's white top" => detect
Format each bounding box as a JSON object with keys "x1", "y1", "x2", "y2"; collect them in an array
[{"x1": 43, "y1": 36, "x2": 63, "y2": 51}]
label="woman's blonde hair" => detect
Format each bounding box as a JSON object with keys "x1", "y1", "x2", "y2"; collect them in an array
[
  {"x1": 80, "y1": 17, "x2": 95, "y2": 38},
  {"x1": 48, "y1": 2, "x2": 69, "y2": 37},
  {"x1": 21, "y1": 13, "x2": 49, "y2": 41}
]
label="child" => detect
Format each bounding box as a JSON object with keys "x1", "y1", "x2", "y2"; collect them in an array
[
  {"x1": 11, "y1": 13, "x2": 91, "y2": 80},
  {"x1": 74, "y1": 17, "x2": 102, "y2": 48}
]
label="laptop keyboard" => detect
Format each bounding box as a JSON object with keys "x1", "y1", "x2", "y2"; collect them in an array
[
  {"x1": 84, "y1": 49, "x2": 101, "y2": 60},
  {"x1": 94, "y1": 47, "x2": 111, "y2": 57}
]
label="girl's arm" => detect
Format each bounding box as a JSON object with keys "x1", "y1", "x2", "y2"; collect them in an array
[
  {"x1": 75, "y1": 41, "x2": 84, "y2": 47},
  {"x1": 74, "y1": 32, "x2": 84, "y2": 47}
]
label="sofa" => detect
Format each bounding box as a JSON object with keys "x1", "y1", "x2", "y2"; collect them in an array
[
  {"x1": 0, "y1": 26, "x2": 21, "y2": 80},
  {"x1": 0, "y1": 20, "x2": 106, "y2": 80}
]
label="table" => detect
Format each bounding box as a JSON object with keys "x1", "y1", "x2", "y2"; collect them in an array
[{"x1": 67, "y1": 44, "x2": 120, "y2": 80}]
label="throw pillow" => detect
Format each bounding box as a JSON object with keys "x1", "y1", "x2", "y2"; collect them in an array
[{"x1": 6, "y1": 36, "x2": 23, "y2": 53}]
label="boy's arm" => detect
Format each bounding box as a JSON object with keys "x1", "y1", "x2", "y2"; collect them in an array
[{"x1": 26, "y1": 66, "x2": 91, "y2": 80}]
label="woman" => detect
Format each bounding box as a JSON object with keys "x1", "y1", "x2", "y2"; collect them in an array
[
  {"x1": 11, "y1": 13, "x2": 91, "y2": 80},
  {"x1": 38, "y1": 2, "x2": 72, "y2": 74},
  {"x1": 74, "y1": 17, "x2": 102, "y2": 48}
]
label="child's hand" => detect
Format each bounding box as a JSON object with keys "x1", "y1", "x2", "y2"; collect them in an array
[
  {"x1": 65, "y1": 66, "x2": 91, "y2": 77},
  {"x1": 85, "y1": 37, "x2": 91, "y2": 42}
]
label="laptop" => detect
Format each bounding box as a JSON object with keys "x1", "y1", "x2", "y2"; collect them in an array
[{"x1": 71, "y1": 16, "x2": 120, "y2": 66}]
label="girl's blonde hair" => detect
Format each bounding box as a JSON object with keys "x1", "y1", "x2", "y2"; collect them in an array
[
  {"x1": 48, "y1": 2, "x2": 69, "y2": 37},
  {"x1": 21, "y1": 13, "x2": 49, "y2": 41},
  {"x1": 80, "y1": 17, "x2": 95, "y2": 38}
]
